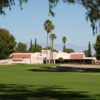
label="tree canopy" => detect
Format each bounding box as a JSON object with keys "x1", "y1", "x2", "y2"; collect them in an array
[
  {"x1": 62, "y1": 36, "x2": 67, "y2": 52},
  {"x1": 93, "y1": 34, "x2": 100, "y2": 60},
  {"x1": 31, "y1": 44, "x2": 42, "y2": 53},
  {"x1": 50, "y1": 33, "x2": 57, "y2": 52},
  {"x1": 15, "y1": 42, "x2": 27, "y2": 53},
  {"x1": 49, "y1": 0, "x2": 100, "y2": 35},
  {"x1": 29, "y1": 39, "x2": 33, "y2": 52},
  {"x1": 64, "y1": 48, "x2": 74, "y2": 53},
  {"x1": 0, "y1": 0, "x2": 100, "y2": 35},
  {"x1": 87, "y1": 41, "x2": 92, "y2": 57},
  {"x1": 0, "y1": 0, "x2": 27, "y2": 15},
  {"x1": 28, "y1": 39, "x2": 42, "y2": 53},
  {"x1": 0, "y1": 28, "x2": 16, "y2": 59},
  {"x1": 43, "y1": 46, "x2": 58, "y2": 52}
]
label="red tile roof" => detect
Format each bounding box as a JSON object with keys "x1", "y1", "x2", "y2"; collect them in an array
[
  {"x1": 70, "y1": 53, "x2": 84, "y2": 59},
  {"x1": 12, "y1": 53, "x2": 31, "y2": 59}
]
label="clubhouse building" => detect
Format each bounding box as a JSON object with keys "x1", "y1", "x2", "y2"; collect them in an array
[{"x1": 4, "y1": 50, "x2": 96, "y2": 64}]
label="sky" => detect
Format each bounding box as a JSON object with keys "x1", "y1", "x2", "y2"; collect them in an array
[{"x1": 0, "y1": 0, "x2": 98, "y2": 52}]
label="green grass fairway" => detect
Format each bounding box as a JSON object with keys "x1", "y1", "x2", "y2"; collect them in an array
[{"x1": 0, "y1": 64, "x2": 100, "y2": 100}]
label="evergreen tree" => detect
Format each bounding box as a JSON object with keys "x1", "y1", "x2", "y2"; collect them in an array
[
  {"x1": 29, "y1": 39, "x2": 33, "y2": 52},
  {"x1": 34, "y1": 38, "x2": 37, "y2": 52},
  {"x1": 93, "y1": 35, "x2": 100, "y2": 60},
  {"x1": 88, "y1": 41, "x2": 92, "y2": 57}
]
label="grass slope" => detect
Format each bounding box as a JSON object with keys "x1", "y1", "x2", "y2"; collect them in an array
[{"x1": 0, "y1": 64, "x2": 100, "y2": 100}]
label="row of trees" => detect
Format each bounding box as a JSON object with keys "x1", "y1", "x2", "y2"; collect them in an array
[
  {"x1": 0, "y1": 28, "x2": 43, "y2": 59},
  {"x1": 0, "y1": 26, "x2": 73, "y2": 60},
  {"x1": 15, "y1": 39, "x2": 42, "y2": 53},
  {"x1": 44, "y1": 19, "x2": 74, "y2": 63},
  {"x1": 43, "y1": 19, "x2": 100, "y2": 61},
  {"x1": 83, "y1": 41, "x2": 92, "y2": 57},
  {"x1": 0, "y1": 28, "x2": 100, "y2": 60},
  {"x1": 83, "y1": 35, "x2": 100, "y2": 60},
  {"x1": 0, "y1": 0, "x2": 100, "y2": 60}
]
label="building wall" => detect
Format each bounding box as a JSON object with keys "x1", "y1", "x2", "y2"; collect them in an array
[
  {"x1": 1, "y1": 50, "x2": 96, "y2": 64},
  {"x1": 9, "y1": 53, "x2": 43, "y2": 64},
  {"x1": 42, "y1": 50, "x2": 51, "y2": 60}
]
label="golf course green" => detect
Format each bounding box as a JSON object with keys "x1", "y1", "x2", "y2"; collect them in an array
[{"x1": 0, "y1": 64, "x2": 100, "y2": 100}]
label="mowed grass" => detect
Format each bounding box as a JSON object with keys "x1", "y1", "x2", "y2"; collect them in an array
[{"x1": 0, "y1": 64, "x2": 100, "y2": 100}]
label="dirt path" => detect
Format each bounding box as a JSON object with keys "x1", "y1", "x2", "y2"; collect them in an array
[{"x1": 59, "y1": 64, "x2": 100, "y2": 68}]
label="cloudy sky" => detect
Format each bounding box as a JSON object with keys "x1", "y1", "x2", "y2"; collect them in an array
[{"x1": 0, "y1": 0, "x2": 98, "y2": 52}]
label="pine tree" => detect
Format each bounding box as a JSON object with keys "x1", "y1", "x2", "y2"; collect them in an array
[
  {"x1": 34, "y1": 38, "x2": 37, "y2": 52},
  {"x1": 88, "y1": 41, "x2": 92, "y2": 57},
  {"x1": 94, "y1": 35, "x2": 100, "y2": 60},
  {"x1": 29, "y1": 39, "x2": 33, "y2": 52}
]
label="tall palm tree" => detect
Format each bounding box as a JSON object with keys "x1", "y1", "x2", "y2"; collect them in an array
[
  {"x1": 44, "y1": 19, "x2": 54, "y2": 63},
  {"x1": 50, "y1": 33, "x2": 57, "y2": 63},
  {"x1": 62, "y1": 36, "x2": 67, "y2": 52}
]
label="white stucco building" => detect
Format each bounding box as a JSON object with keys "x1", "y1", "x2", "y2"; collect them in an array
[
  {"x1": 9, "y1": 52, "x2": 43, "y2": 64},
  {"x1": 0, "y1": 50, "x2": 96, "y2": 64}
]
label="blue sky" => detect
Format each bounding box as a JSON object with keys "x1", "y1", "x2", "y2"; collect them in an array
[{"x1": 0, "y1": 0, "x2": 98, "y2": 52}]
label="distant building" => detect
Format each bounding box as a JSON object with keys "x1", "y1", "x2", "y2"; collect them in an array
[
  {"x1": 9, "y1": 53, "x2": 43, "y2": 64},
  {"x1": 0, "y1": 50, "x2": 96, "y2": 64},
  {"x1": 55, "y1": 52, "x2": 96, "y2": 64}
]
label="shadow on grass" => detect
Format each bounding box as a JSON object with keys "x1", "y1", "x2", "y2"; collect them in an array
[
  {"x1": 28, "y1": 66, "x2": 100, "y2": 73},
  {"x1": 57, "y1": 66, "x2": 100, "y2": 73},
  {"x1": 0, "y1": 84, "x2": 98, "y2": 100}
]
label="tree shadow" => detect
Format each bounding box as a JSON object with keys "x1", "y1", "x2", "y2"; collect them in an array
[
  {"x1": 57, "y1": 66, "x2": 100, "y2": 73},
  {"x1": 28, "y1": 66, "x2": 58, "y2": 72},
  {"x1": 28, "y1": 66, "x2": 100, "y2": 73},
  {"x1": 0, "y1": 84, "x2": 98, "y2": 100}
]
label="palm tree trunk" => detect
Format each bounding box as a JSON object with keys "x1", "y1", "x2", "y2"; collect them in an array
[
  {"x1": 46, "y1": 33, "x2": 48, "y2": 64},
  {"x1": 52, "y1": 40, "x2": 53, "y2": 63}
]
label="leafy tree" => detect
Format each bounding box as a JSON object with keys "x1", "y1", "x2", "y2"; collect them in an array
[
  {"x1": 93, "y1": 34, "x2": 100, "y2": 60},
  {"x1": 32, "y1": 39, "x2": 42, "y2": 53},
  {"x1": 43, "y1": 46, "x2": 58, "y2": 52},
  {"x1": 64, "y1": 48, "x2": 74, "y2": 53},
  {"x1": 0, "y1": 28, "x2": 16, "y2": 59},
  {"x1": 15, "y1": 42, "x2": 27, "y2": 53},
  {"x1": 62, "y1": 36, "x2": 67, "y2": 52},
  {"x1": 58, "y1": 57, "x2": 64, "y2": 63},
  {"x1": 49, "y1": 0, "x2": 100, "y2": 35},
  {"x1": 1, "y1": 0, "x2": 100, "y2": 34},
  {"x1": 83, "y1": 50, "x2": 88, "y2": 57},
  {"x1": 29, "y1": 39, "x2": 33, "y2": 52},
  {"x1": 32, "y1": 44, "x2": 42, "y2": 53},
  {"x1": 87, "y1": 41, "x2": 92, "y2": 57},
  {"x1": 0, "y1": 0, "x2": 27, "y2": 15}
]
